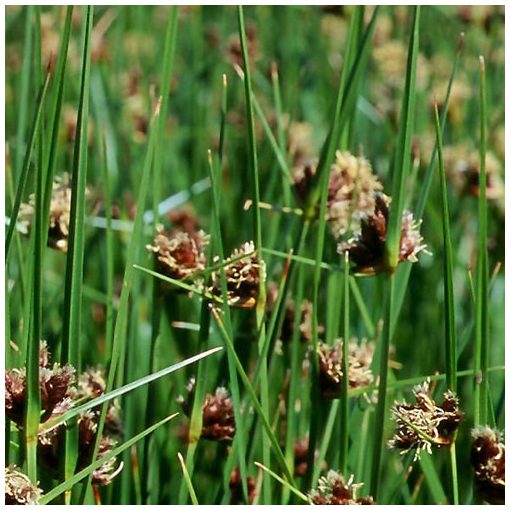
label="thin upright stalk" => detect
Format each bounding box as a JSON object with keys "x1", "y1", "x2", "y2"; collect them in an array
[
  {"x1": 339, "y1": 253, "x2": 350, "y2": 475},
  {"x1": 474, "y1": 56, "x2": 489, "y2": 427}
]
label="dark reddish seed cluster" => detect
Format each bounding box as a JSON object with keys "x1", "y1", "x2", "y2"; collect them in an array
[
  {"x1": 177, "y1": 379, "x2": 236, "y2": 443},
  {"x1": 338, "y1": 192, "x2": 427, "y2": 275},
  {"x1": 471, "y1": 426, "x2": 505, "y2": 504},
  {"x1": 5, "y1": 344, "x2": 123, "y2": 487},
  {"x1": 5, "y1": 465, "x2": 43, "y2": 505},
  {"x1": 229, "y1": 467, "x2": 257, "y2": 504}
]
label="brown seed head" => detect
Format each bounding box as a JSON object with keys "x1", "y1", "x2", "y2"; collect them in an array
[
  {"x1": 202, "y1": 387, "x2": 236, "y2": 442},
  {"x1": 146, "y1": 225, "x2": 209, "y2": 282},
  {"x1": 309, "y1": 470, "x2": 374, "y2": 505},
  {"x1": 317, "y1": 338, "x2": 375, "y2": 399},
  {"x1": 229, "y1": 467, "x2": 257, "y2": 504},
  {"x1": 210, "y1": 241, "x2": 265, "y2": 308},
  {"x1": 471, "y1": 426, "x2": 505, "y2": 504},
  {"x1": 5, "y1": 465, "x2": 42, "y2": 505},
  {"x1": 388, "y1": 380, "x2": 463, "y2": 460}
]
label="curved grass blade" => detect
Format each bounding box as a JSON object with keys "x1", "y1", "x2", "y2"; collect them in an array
[
  {"x1": 254, "y1": 462, "x2": 309, "y2": 503},
  {"x1": 210, "y1": 304, "x2": 297, "y2": 488},
  {"x1": 177, "y1": 452, "x2": 199, "y2": 505},
  {"x1": 39, "y1": 347, "x2": 222, "y2": 434},
  {"x1": 39, "y1": 414, "x2": 178, "y2": 505}
]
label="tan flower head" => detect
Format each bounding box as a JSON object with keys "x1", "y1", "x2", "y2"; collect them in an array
[
  {"x1": 146, "y1": 225, "x2": 210, "y2": 281},
  {"x1": 442, "y1": 144, "x2": 504, "y2": 210},
  {"x1": 5, "y1": 465, "x2": 42, "y2": 505},
  {"x1": 338, "y1": 192, "x2": 427, "y2": 275},
  {"x1": 388, "y1": 380, "x2": 463, "y2": 460},
  {"x1": 210, "y1": 241, "x2": 265, "y2": 308},
  {"x1": 309, "y1": 470, "x2": 374, "y2": 505},
  {"x1": 292, "y1": 151, "x2": 383, "y2": 239},
  {"x1": 78, "y1": 366, "x2": 123, "y2": 437},
  {"x1": 18, "y1": 173, "x2": 90, "y2": 253},
  {"x1": 471, "y1": 426, "x2": 505, "y2": 504},
  {"x1": 317, "y1": 338, "x2": 375, "y2": 399}
]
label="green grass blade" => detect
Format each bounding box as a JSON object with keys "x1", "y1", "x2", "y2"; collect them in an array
[
  {"x1": 23, "y1": 71, "x2": 50, "y2": 484},
  {"x1": 14, "y1": 6, "x2": 34, "y2": 180},
  {"x1": 474, "y1": 56, "x2": 489, "y2": 427},
  {"x1": 238, "y1": 7, "x2": 271, "y2": 501},
  {"x1": 384, "y1": 6, "x2": 420, "y2": 269},
  {"x1": 42, "y1": 6, "x2": 73, "y2": 248},
  {"x1": 39, "y1": 413, "x2": 179, "y2": 504},
  {"x1": 254, "y1": 462, "x2": 309, "y2": 503},
  {"x1": 339, "y1": 253, "x2": 350, "y2": 475},
  {"x1": 39, "y1": 347, "x2": 222, "y2": 433},
  {"x1": 177, "y1": 452, "x2": 199, "y2": 505},
  {"x1": 5, "y1": 72, "x2": 51, "y2": 260},
  {"x1": 59, "y1": 8, "x2": 93, "y2": 499},
  {"x1": 210, "y1": 305, "x2": 296, "y2": 487}
]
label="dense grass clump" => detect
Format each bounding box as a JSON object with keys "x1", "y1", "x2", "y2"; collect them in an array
[{"x1": 5, "y1": 5, "x2": 504, "y2": 505}]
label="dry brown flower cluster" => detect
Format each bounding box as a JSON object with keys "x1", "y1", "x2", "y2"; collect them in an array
[
  {"x1": 338, "y1": 192, "x2": 427, "y2": 275},
  {"x1": 317, "y1": 338, "x2": 375, "y2": 399},
  {"x1": 209, "y1": 241, "x2": 265, "y2": 308},
  {"x1": 18, "y1": 173, "x2": 92, "y2": 253},
  {"x1": 471, "y1": 426, "x2": 505, "y2": 504},
  {"x1": 388, "y1": 380, "x2": 463, "y2": 460},
  {"x1": 5, "y1": 344, "x2": 123, "y2": 487},
  {"x1": 177, "y1": 378, "x2": 236, "y2": 443},
  {"x1": 146, "y1": 225, "x2": 210, "y2": 281},
  {"x1": 309, "y1": 470, "x2": 374, "y2": 505},
  {"x1": 5, "y1": 465, "x2": 43, "y2": 505},
  {"x1": 229, "y1": 467, "x2": 257, "y2": 504}
]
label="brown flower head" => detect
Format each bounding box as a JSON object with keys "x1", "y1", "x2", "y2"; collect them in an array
[
  {"x1": 317, "y1": 339, "x2": 375, "y2": 399},
  {"x1": 202, "y1": 387, "x2": 236, "y2": 442},
  {"x1": 177, "y1": 380, "x2": 236, "y2": 442},
  {"x1": 338, "y1": 192, "x2": 427, "y2": 275},
  {"x1": 167, "y1": 206, "x2": 202, "y2": 238},
  {"x1": 39, "y1": 364, "x2": 76, "y2": 422},
  {"x1": 309, "y1": 470, "x2": 374, "y2": 505},
  {"x1": 229, "y1": 467, "x2": 257, "y2": 504},
  {"x1": 77, "y1": 366, "x2": 123, "y2": 437},
  {"x1": 5, "y1": 465, "x2": 42, "y2": 505},
  {"x1": 146, "y1": 225, "x2": 210, "y2": 281},
  {"x1": 226, "y1": 23, "x2": 260, "y2": 67},
  {"x1": 292, "y1": 151, "x2": 383, "y2": 239},
  {"x1": 471, "y1": 426, "x2": 505, "y2": 504},
  {"x1": 287, "y1": 122, "x2": 315, "y2": 170},
  {"x1": 5, "y1": 348, "x2": 75, "y2": 428},
  {"x1": 5, "y1": 369, "x2": 27, "y2": 427},
  {"x1": 210, "y1": 241, "x2": 265, "y2": 308},
  {"x1": 90, "y1": 436, "x2": 124, "y2": 486},
  {"x1": 294, "y1": 437, "x2": 310, "y2": 477},
  {"x1": 442, "y1": 144, "x2": 504, "y2": 211},
  {"x1": 388, "y1": 380, "x2": 463, "y2": 460},
  {"x1": 18, "y1": 173, "x2": 90, "y2": 252}
]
